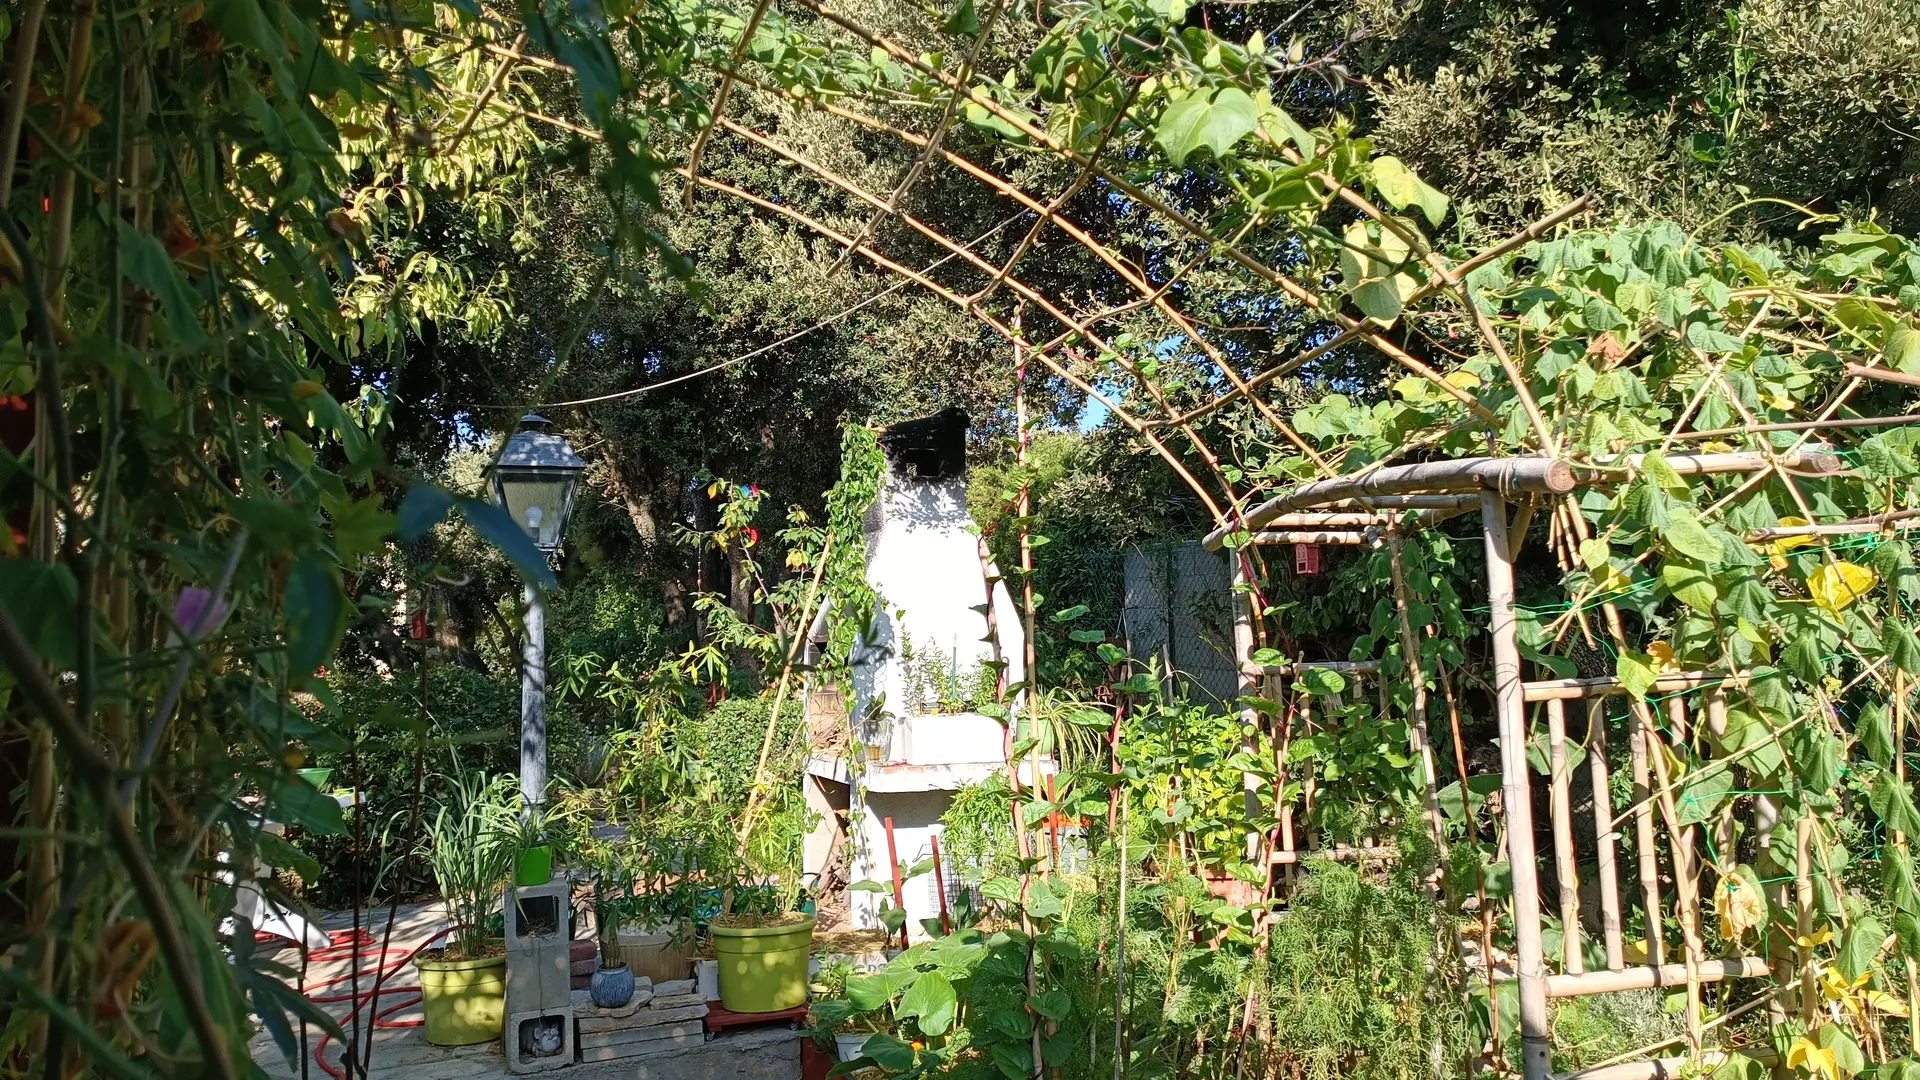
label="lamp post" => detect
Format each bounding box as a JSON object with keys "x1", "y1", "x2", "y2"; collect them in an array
[{"x1": 490, "y1": 413, "x2": 585, "y2": 808}]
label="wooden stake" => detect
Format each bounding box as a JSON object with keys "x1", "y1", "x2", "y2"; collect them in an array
[
  {"x1": 1204, "y1": 457, "x2": 1576, "y2": 547},
  {"x1": 884, "y1": 815, "x2": 909, "y2": 949},
  {"x1": 1629, "y1": 698, "x2": 1665, "y2": 968},
  {"x1": 1547, "y1": 698, "x2": 1583, "y2": 973},
  {"x1": 1387, "y1": 532, "x2": 1448, "y2": 867},
  {"x1": 1231, "y1": 553, "x2": 1263, "y2": 863},
  {"x1": 1584, "y1": 700, "x2": 1625, "y2": 971},
  {"x1": 1482, "y1": 490, "x2": 1552, "y2": 1080}
]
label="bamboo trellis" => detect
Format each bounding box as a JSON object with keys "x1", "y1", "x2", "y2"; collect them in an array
[
  {"x1": 433, "y1": 7, "x2": 1919, "y2": 1078},
  {"x1": 1203, "y1": 453, "x2": 1859, "y2": 1080}
]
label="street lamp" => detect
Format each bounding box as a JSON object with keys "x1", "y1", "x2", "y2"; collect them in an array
[{"x1": 491, "y1": 413, "x2": 585, "y2": 808}]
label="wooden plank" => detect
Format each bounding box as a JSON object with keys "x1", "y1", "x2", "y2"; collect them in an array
[{"x1": 1529, "y1": 956, "x2": 1770, "y2": 997}]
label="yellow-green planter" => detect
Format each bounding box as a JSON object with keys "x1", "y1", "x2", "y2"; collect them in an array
[
  {"x1": 709, "y1": 914, "x2": 816, "y2": 1013},
  {"x1": 414, "y1": 951, "x2": 506, "y2": 1045}
]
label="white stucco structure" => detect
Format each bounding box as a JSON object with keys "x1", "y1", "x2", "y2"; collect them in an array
[{"x1": 802, "y1": 412, "x2": 1038, "y2": 940}]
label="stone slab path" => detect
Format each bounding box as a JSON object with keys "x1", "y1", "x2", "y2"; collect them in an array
[{"x1": 245, "y1": 904, "x2": 799, "y2": 1080}]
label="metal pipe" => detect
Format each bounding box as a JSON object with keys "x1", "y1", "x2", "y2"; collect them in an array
[{"x1": 520, "y1": 583, "x2": 548, "y2": 807}]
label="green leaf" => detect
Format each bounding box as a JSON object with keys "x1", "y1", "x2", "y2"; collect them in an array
[
  {"x1": 987, "y1": 1008, "x2": 1033, "y2": 1040},
  {"x1": 980, "y1": 877, "x2": 1023, "y2": 906},
  {"x1": 397, "y1": 484, "x2": 454, "y2": 542},
  {"x1": 1887, "y1": 618, "x2": 1920, "y2": 675},
  {"x1": 1258, "y1": 101, "x2": 1315, "y2": 157},
  {"x1": 1027, "y1": 988, "x2": 1072, "y2": 1020},
  {"x1": 0, "y1": 558, "x2": 79, "y2": 668},
  {"x1": 1818, "y1": 1022, "x2": 1868, "y2": 1077},
  {"x1": 991, "y1": 1042, "x2": 1034, "y2": 1080},
  {"x1": 1660, "y1": 561, "x2": 1719, "y2": 611},
  {"x1": 941, "y1": 0, "x2": 981, "y2": 35},
  {"x1": 1783, "y1": 633, "x2": 1824, "y2": 684},
  {"x1": 846, "y1": 971, "x2": 906, "y2": 1011},
  {"x1": 1578, "y1": 538, "x2": 1611, "y2": 571},
  {"x1": 1616, "y1": 651, "x2": 1658, "y2": 700},
  {"x1": 1300, "y1": 668, "x2": 1346, "y2": 696},
  {"x1": 1154, "y1": 88, "x2": 1259, "y2": 166},
  {"x1": 1657, "y1": 509, "x2": 1722, "y2": 565},
  {"x1": 271, "y1": 777, "x2": 345, "y2": 835},
  {"x1": 1872, "y1": 773, "x2": 1920, "y2": 835},
  {"x1": 284, "y1": 554, "x2": 344, "y2": 678},
  {"x1": 1371, "y1": 156, "x2": 1448, "y2": 227},
  {"x1": 1675, "y1": 767, "x2": 1733, "y2": 826},
  {"x1": 1024, "y1": 887, "x2": 1063, "y2": 920},
  {"x1": 862, "y1": 1033, "x2": 916, "y2": 1071},
  {"x1": 1865, "y1": 702, "x2": 1901, "y2": 769},
  {"x1": 1050, "y1": 604, "x2": 1089, "y2": 622},
  {"x1": 1889, "y1": 320, "x2": 1920, "y2": 374},
  {"x1": 457, "y1": 497, "x2": 558, "y2": 589},
  {"x1": 896, "y1": 971, "x2": 957, "y2": 1035},
  {"x1": 256, "y1": 831, "x2": 321, "y2": 882},
  {"x1": 1838, "y1": 918, "x2": 1887, "y2": 982},
  {"x1": 118, "y1": 220, "x2": 209, "y2": 347}
]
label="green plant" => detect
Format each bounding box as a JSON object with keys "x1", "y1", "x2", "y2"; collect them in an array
[{"x1": 419, "y1": 769, "x2": 520, "y2": 960}]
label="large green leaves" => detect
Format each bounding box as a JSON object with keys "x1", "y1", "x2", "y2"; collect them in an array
[
  {"x1": 1154, "y1": 87, "x2": 1258, "y2": 166},
  {"x1": 895, "y1": 971, "x2": 957, "y2": 1035}
]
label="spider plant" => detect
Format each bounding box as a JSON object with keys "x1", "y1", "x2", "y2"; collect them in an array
[{"x1": 419, "y1": 767, "x2": 519, "y2": 959}]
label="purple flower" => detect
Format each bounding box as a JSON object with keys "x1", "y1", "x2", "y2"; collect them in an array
[{"x1": 173, "y1": 587, "x2": 229, "y2": 641}]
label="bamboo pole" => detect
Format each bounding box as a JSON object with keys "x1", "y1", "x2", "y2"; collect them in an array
[
  {"x1": 1602, "y1": 447, "x2": 1843, "y2": 477},
  {"x1": 1387, "y1": 532, "x2": 1448, "y2": 866},
  {"x1": 1670, "y1": 412, "x2": 1920, "y2": 441},
  {"x1": 1522, "y1": 671, "x2": 1740, "y2": 701},
  {"x1": 1629, "y1": 705, "x2": 1666, "y2": 967},
  {"x1": 1257, "y1": 510, "x2": 1464, "y2": 528},
  {"x1": 1745, "y1": 514, "x2": 1920, "y2": 539},
  {"x1": 1663, "y1": 695, "x2": 1706, "y2": 1057},
  {"x1": 1204, "y1": 457, "x2": 1577, "y2": 547},
  {"x1": 1242, "y1": 659, "x2": 1384, "y2": 676},
  {"x1": 1441, "y1": 662, "x2": 1502, "y2": 1064},
  {"x1": 1248, "y1": 529, "x2": 1378, "y2": 545},
  {"x1": 1796, "y1": 815, "x2": 1816, "y2": 1025},
  {"x1": 1232, "y1": 553, "x2": 1263, "y2": 863},
  {"x1": 1523, "y1": 956, "x2": 1771, "y2": 996},
  {"x1": 1584, "y1": 700, "x2": 1625, "y2": 971},
  {"x1": 1483, "y1": 490, "x2": 1552, "y2": 1080},
  {"x1": 1274, "y1": 678, "x2": 1297, "y2": 891},
  {"x1": 1897, "y1": 675, "x2": 1920, "y2": 1029},
  {"x1": 1843, "y1": 362, "x2": 1920, "y2": 389},
  {"x1": 1704, "y1": 690, "x2": 1735, "y2": 878},
  {"x1": 1547, "y1": 699, "x2": 1583, "y2": 973},
  {"x1": 1268, "y1": 845, "x2": 1400, "y2": 865}
]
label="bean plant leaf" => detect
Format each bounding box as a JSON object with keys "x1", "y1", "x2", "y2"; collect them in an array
[
  {"x1": 0, "y1": 558, "x2": 80, "y2": 668},
  {"x1": 991, "y1": 1042, "x2": 1034, "y2": 1080},
  {"x1": 1154, "y1": 88, "x2": 1258, "y2": 166},
  {"x1": 119, "y1": 220, "x2": 210, "y2": 346},
  {"x1": 1861, "y1": 702, "x2": 1897, "y2": 768},
  {"x1": 1617, "y1": 651, "x2": 1658, "y2": 699},
  {"x1": 1028, "y1": 988, "x2": 1072, "y2": 1019},
  {"x1": 1871, "y1": 774, "x2": 1920, "y2": 835},
  {"x1": 1658, "y1": 510, "x2": 1722, "y2": 565},
  {"x1": 1887, "y1": 618, "x2": 1920, "y2": 675},
  {"x1": 1838, "y1": 918, "x2": 1887, "y2": 983},
  {"x1": 271, "y1": 777, "x2": 345, "y2": 835},
  {"x1": 1783, "y1": 633, "x2": 1825, "y2": 684},
  {"x1": 1301, "y1": 668, "x2": 1346, "y2": 696},
  {"x1": 1371, "y1": 156, "x2": 1448, "y2": 227}
]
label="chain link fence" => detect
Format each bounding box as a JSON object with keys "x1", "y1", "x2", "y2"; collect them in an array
[{"x1": 1120, "y1": 540, "x2": 1240, "y2": 710}]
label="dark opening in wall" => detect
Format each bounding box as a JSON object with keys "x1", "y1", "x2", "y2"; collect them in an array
[{"x1": 878, "y1": 408, "x2": 968, "y2": 481}]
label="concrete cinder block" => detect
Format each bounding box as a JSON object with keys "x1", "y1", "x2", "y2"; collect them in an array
[
  {"x1": 505, "y1": 1008, "x2": 575, "y2": 1075},
  {"x1": 505, "y1": 882, "x2": 571, "y2": 952},
  {"x1": 506, "y1": 943, "x2": 571, "y2": 1013}
]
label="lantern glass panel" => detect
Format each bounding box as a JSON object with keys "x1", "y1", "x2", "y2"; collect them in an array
[{"x1": 496, "y1": 471, "x2": 576, "y2": 550}]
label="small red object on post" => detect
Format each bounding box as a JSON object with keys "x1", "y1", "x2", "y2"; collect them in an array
[{"x1": 1294, "y1": 543, "x2": 1320, "y2": 575}]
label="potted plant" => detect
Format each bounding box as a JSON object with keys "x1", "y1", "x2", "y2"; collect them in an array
[
  {"x1": 806, "y1": 956, "x2": 890, "y2": 1064},
  {"x1": 413, "y1": 768, "x2": 518, "y2": 1046},
  {"x1": 613, "y1": 832, "x2": 701, "y2": 982},
  {"x1": 581, "y1": 833, "x2": 638, "y2": 1008},
  {"x1": 708, "y1": 800, "x2": 818, "y2": 1013},
  {"x1": 505, "y1": 798, "x2": 572, "y2": 887}
]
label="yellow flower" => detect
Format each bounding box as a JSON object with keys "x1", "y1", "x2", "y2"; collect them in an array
[
  {"x1": 1808, "y1": 561, "x2": 1878, "y2": 613},
  {"x1": 1715, "y1": 869, "x2": 1766, "y2": 941},
  {"x1": 1786, "y1": 1036, "x2": 1839, "y2": 1080}
]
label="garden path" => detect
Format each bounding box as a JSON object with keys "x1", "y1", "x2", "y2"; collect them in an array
[{"x1": 246, "y1": 903, "x2": 801, "y2": 1080}]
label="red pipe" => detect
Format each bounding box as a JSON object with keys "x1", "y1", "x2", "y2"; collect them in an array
[
  {"x1": 883, "y1": 816, "x2": 908, "y2": 949},
  {"x1": 288, "y1": 925, "x2": 450, "y2": 1079},
  {"x1": 930, "y1": 834, "x2": 951, "y2": 934}
]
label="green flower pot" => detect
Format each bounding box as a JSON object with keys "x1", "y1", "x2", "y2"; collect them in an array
[
  {"x1": 414, "y1": 951, "x2": 506, "y2": 1046},
  {"x1": 709, "y1": 914, "x2": 816, "y2": 1013},
  {"x1": 514, "y1": 844, "x2": 552, "y2": 886}
]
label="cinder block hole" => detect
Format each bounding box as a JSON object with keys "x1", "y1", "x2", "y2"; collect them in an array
[
  {"x1": 513, "y1": 894, "x2": 561, "y2": 939},
  {"x1": 517, "y1": 1015, "x2": 566, "y2": 1060}
]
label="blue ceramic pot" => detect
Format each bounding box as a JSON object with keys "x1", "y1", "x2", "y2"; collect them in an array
[{"x1": 589, "y1": 962, "x2": 635, "y2": 1008}]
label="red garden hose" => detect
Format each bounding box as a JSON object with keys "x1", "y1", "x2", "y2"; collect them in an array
[{"x1": 285, "y1": 926, "x2": 449, "y2": 1080}]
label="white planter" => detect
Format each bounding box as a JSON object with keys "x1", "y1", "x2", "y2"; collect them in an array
[
  {"x1": 695, "y1": 958, "x2": 720, "y2": 1001},
  {"x1": 836, "y1": 1034, "x2": 870, "y2": 1063}
]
